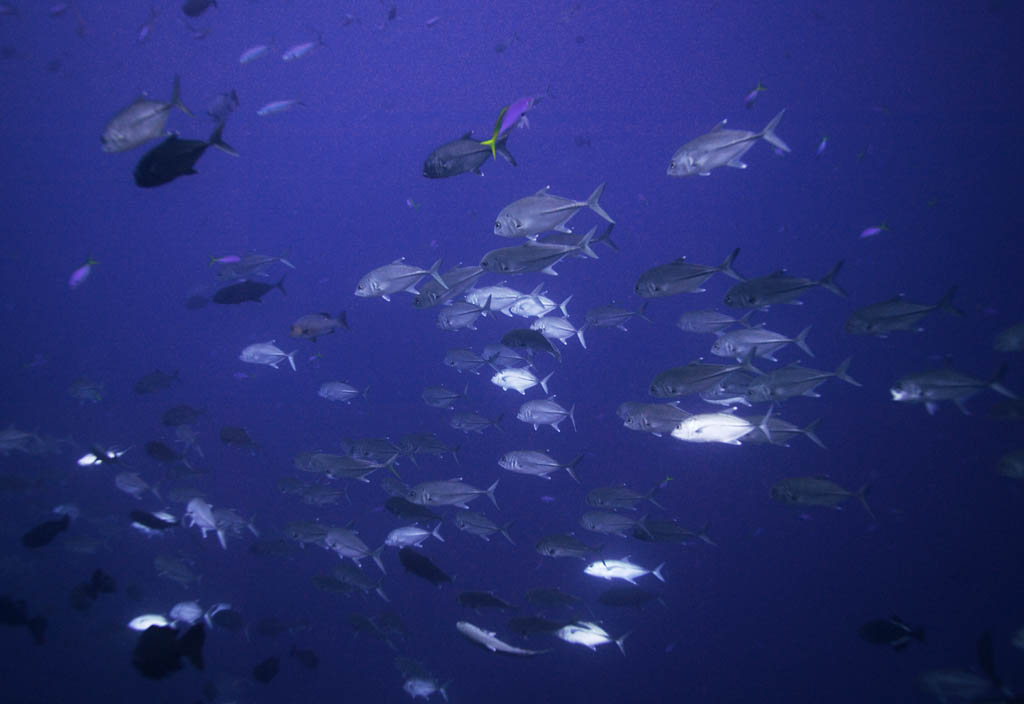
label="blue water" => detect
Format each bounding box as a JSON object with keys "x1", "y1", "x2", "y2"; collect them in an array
[{"x1": 1, "y1": 1, "x2": 1022, "y2": 702}]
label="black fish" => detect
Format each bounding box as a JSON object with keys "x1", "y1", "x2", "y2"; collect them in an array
[
  {"x1": 857, "y1": 616, "x2": 924, "y2": 650},
  {"x1": 423, "y1": 131, "x2": 515, "y2": 178},
  {"x1": 220, "y1": 425, "x2": 257, "y2": 448},
  {"x1": 597, "y1": 585, "x2": 659, "y2": 608},
  {"x1": 21, "y1": 513, "x2": 70, "y2": 548},
  {"x1": 212, "y1": 276, "x2": 286, "y2": 304},
  {"x1": 457, "y1": 591, "x2": 515, "y2": 610},
  {"x1": 385, "y1": 497, "x2": 441, "y2": 523},
  {"x1": 398, "y1": 547, "x2": 451, "y2": 586},
  {"x1": 290, "y1": 645, "x2": 319, "y2": 669},
  {"x1": 208, "y1": 607, "x2": 244, "y2": 631},
  {"x1": 500, "y1": 328, "x2": 561, "y2": 362},
  {"x1": 90, "y1": 568, "x2": 116, "y2": 594},
  {"x1": 162, "y1": 404, "x2": 203, "y2": 426},
  {"x1": 132, "y1": 623, "x2": 205, "y2": 679},
  {"x1": 507, "y1": 616, "x2": 568, "y2": 636},
  {"x1": 182, "y1": 0, "x2": 216, "y2": 17},
  {"x1": 135, "y1": 369, "x2": 180, "y2": 394},
  {"x1": 133, "y1": 122, "x2": 237, "y2": 188},
  {"x1": 144, "y1": 440, "x2": 180, "y2": 462},
  {"x1": 1, "y1": 597, "x2": 47, "y2": 645},
  {"x1": 130, "y1": 510, "x2": 177, "y2": 531},
  {"x1": 69, "y1": 569, "x2": 116, "y2": 611},
  {"x1": 252, "y1": 655, "x2": 280, "y2": 683}
]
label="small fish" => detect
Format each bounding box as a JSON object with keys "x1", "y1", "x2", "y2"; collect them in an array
[
  {"x1": 815, "y1": 136, "x2": 828, "y2": 157},
  {"x1": 281, "y1": 33, "x2": 325, "y2": 61},
  {"x1": 667, "y1": 109, "x2": 790, "y2": 176},
  {"x1": 239, "y1": 43, "x2": 271, "y2": 64},
  {"x1": 256, "y1": 99, "x2": 304, "y2": 116},
  {"x1": 68, "y1": 257, "x2": 97, "y2": 289},
  {"x1": 859, "y1": 221, "x2": 889, "y2": 238},
  {"x1": 102, "y1": 75, "x2": 191, "y2": 152},
  {"x1": 209, "y1": 254, "x2": 240, "y2": 265},
  {"x1": 181, "y1": 0, "x2": 216, "y2": 19},
  {"x1": 206, "y1": 89, "x2": 239, "y2": 122},
  {"x1": 743, "y1": 80, "x2": 765, "y2": 109},
  {"x1": 239, "y1": 340, "x2": 297, "y2": 371}
]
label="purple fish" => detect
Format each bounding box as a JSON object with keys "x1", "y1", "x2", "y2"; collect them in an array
[
  {"x1": 496, "y1": 92, "x2": 547, "y2": 137},
  {"x1": 209, "y1": 254, "x2": 241, "y2": 265},
  {"x1": 68, "y1": 258, "x2": 97, "y2": 289},
  {"x1": 815, "y1": 136, "x2": 828, "y2": 157},
  {"x1": 859, "y1": 222, "x2": 889, "y2": 239},
  {"x1": 744, "y1": 80, "x2": 766, "y2": 109}
]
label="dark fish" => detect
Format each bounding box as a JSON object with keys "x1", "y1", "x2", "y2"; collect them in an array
[
  {"x1": 69, "y1": 568, "x2": 116, "y2": 609},
  {"x1": 162, "y1": 404, "x2": 203, "y2": 426},
  {"x1": 182, "y1": 0, "x2": 216, "y2": 18},
  {"x1": 423, "y1": 131, "x2": 515, "y2": 178},
  {"x1": 500, "y1": 328, "x2": 562, "y2": 362},
  {"x1": 507, "y1": 616, "x2": 569, "y2": 636},
  {"x1": 21, "y1": 513, "x2": 70, "y2": 548},
  {"x1": 132, "y1": 623, "x2": 205, "y2": 679},
  {"x1": 385, "y1": 497, "x2": 441, "y2": 523},
  {"x1": 524, "y1": 587, "x2": 580, "y2": 610},
  {"x1": 212, "y1": 276, "x2": 286, "y2": 304},
  {"x1": 130, "y1": 510, "x2": 177, "y2": 531},
  {"x1": 144, "y1": 440, "x2": 180, "y2": 462},
  {"x1": 457, "y1": 591, "x2": 516, "y2": 610},
  {"x1": 597, "y1": 586, "x2": 659, "y2": 608},
  {"x1": 290, "y1": 645, "x2": 319, "y2": 669},
  {"x1": 134, "y1": 122, "x2": 237, "y2": 188},
  {"x1": 90, "y1": 568, "x2": 116, "y2": 594},
  {"x1": 208, "y1": 607, "x2": 244, "y2": 631},
  {"x1": 206, "y1": 89, "x2": 238, "y2": 122},
  {"x1": 858, "y1": 616, "x2": 924, "y2": 650},
  {"x1": 0, "y1": 596, "x2": 46, "y2": 644},
  {"x1": 631, "y1": 519, "x2": 715, "y2": 546},
  {"x1": 398, "y1": 547, "x2": 451, "y2": 586},
  {"x1": 252, "y1": 655, "x2": 280, "y2": 683},
  {"x1": 135, "y1": 369, "x2": 180, "y2": 394},
  {"x1": 220, "y1": 425, "x2": 257, "y2": 449}
]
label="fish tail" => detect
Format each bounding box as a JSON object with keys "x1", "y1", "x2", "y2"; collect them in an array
[
  {"x1": 718, "y1": 247, "x2": 744, "y2": 281},
  {"x1": 760, "y1": 108, "x2": 790, "y2": 152},
  {"x1": 801, "y1": 418, "x2": 827, "y2": 449},
  {"x1": 696, "y1": 522, "x2": 717, "y2": 547},
  {"x1": 500, "y1": 520, "x2": 515, "y2": 545},
  {"x1": 431, "y1": 523, "x2": 445, "y2": 543},
  {"x1": 652, "y1": 561, "x2": 666, "y2": 583},
  {"x1": 577, "y1": 227, "x2": 599, "y2": 260},
  {"x1": 758, "y1": 403, "x2": 774, "y2": 443},
  {"x1": 593, "y1": 222, "x2": 619, "y2": 251},
  {"x1": 564, "y1": 453, "x2": 584, "y2": 483},
  {"x1": 372, "y1": 545, "x2": 386, "y2": 575},
  {"x1": 558, "y1": 294, "x2": 572, "y2": 318},
  {"x1": 208, "y1": 122, "x2": 239, "y2": 156},
  {"x1": 854, "y1": 483, "x2": 875, "y2": 521},
  {"x1": 645, "y1": 481, "x2": 665, "y2": 509},
  {"x1": 835, "y1": 356, "x2": 862, "y2": 386},
  {"x1": 539, "y1": 371, "x2": 554, "y2": 395},
  {"x1": 275, "y1": 275, "x2": 287, "y2": 296},
  {"x1": 576, "y1": 326, "x2": 587, "y2": 350},
  {"x1": 988, "y1": 363, "x2": 1019, "y2": 400},
  {"x1": 818, "y1": 260, "x2": 847, "y2": 297},
  {"x1": 585, "y1": 182, "x2": 615, "y2": 224},
  {"x1": 427, "y1": 258, "x2": 447, "y2": 289},
  {"x1": 486, "y1": 479, "x2": 501, "y2": 510},
  {"x1": 286, "y1": 349, "x2": 297, "y2": 372},
  {"x1": 935, "y1": 285, "x2": 964, "y2": 317},
  {"x1": 481, "y1": 105, "x2": 508, "y2": 159},
  {"x1": 568, "y1": 403, "x2": 578, "y2": 432},
  {"x1": 495, "y1": 133, "x2": 517, "y2": 166},
  {"x1": 171, "y1": 75, "x2": 193, "y2": 116},
  {"x1": 794, "y1": 325, "x2": 814, "y2": 357},
  {"x1": 615, "y1": 630, "x2": 632, "y2": 656}
]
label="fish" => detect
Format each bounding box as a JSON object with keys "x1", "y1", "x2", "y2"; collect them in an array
[
  {"x1": 162, "y1": 404, "x2": 203, "y2": 426},
  {"x1": 318, "y1": 381, "x2": 367, "y2": 403},
  {"x1": 579, "y1": 511, "x2": 648, "y2": 539},
  {"x1": 212, "y1": 275, "x2": 286, "y2": 304},
  {"x1": 584, "y1": 557, "x2": 665, "y2": 584},
  {"x1": 491, "y1": 368, "x2": 552, "y2": 396},
  {"x1": 215, "y1": 252, "x2": 295, "y2": 281},
  {"x1": 281, "y1": 32, "x2": 325, "y2": 61},
  {"x1": 206, "y1": 89, "x2": 239, "y2": 122},
  {"x1": 555, "y1": 621, "x2": 629, "y2": 655},
  {"x1": 770, "y1": 477, "x2": 873, "y2": 519},
  {"x1": 414, "y1": 265, "x2": 486, "y2": 308},
  {"x1": 483, "y1": 344, "x2": 535, "y2": 370},
  {"x1": 586, "y1": 483, "x2": 664, "y2": 511},
  {"x1": 501, "y1": 328, "x2": 562, "y2": 362},
  {"x1": 845, "y1": 287, "x2": 962, "y2": 335},
  {"x1": 135, "y1": 368, "x2": 180, "y2": 394},
  {"x1": 68, "y1": 257, "x2": 97, "y2": 289},
  {"x1": 739, "y1": 415, "x2": 826, "y2": 449},
  {"x1": 508, "y1": 286, "x2": 571, "y2": 319},
  {"x1": 743, "y1": 80, "x2": 766, "y2": 108},
  {"x1": 667, "y1": 109, "x2": 789, "y2": 176},
  {"x1": 711, "y1": 324, "x2": 813, "y2": 362},
  {"x1": 102, "y1": 75, "x2": 192, "y2": 152},
  {"x1": 493, "y1": 183, "x2": 614, "y2": 239},
  {"x1": 239, "y1": 340, "x2": 297, "y2": 371},
  {"x1": 385, "y1": 497, "x2": 442, "y2": 523},
  {"x1": 671, "y1": 408, "x2": 773, "y2": 445},
  {"x1": 132, "y1": 623, "x2": 205, "y2": 679},
  {"x1": 457, "y1": 593, "x2": 516, "y2": 611},
  {"x1": 252, "y1": 655, "x2": 280, "y2": 683},
  {"x1": 385, "y1": 524, "x2": 444, "y2": 548},
  {"x1": 676, "y1": 309, "x2": 753, "y2": 334},
  {"x1": 325, "y1": 528, "x2": 386, "y2": 574},
  {"x1": 436, "y1": 297, "x2": 491, "y2": 331},
  {"x1": 531, "y1": 316, "x2": 586, "y2": 348},
  {"x1": 617, "y1": 401, "x2": 690, "y2": 436},
  {"x1": 115, "y1": 471, "x2": 159, "y2": 500},
  {"x1": 650, "y1": 355, "x2": 761, "y2": 398},
  {"x1": 21, "y1": 513, "x2": 70, "y2": 548},
  {"x1": 517, "y1": 397, "x2": 576, "y2": 432},
  {"x1": 128, "y1": 614, "x2": 171, "y2": 631},
  {"x1": 449, "y1": 412, "x2": 503, "y2": 434},
  {"x1": 239, "y1": 43, "x2": 272, "y2": 64},
  {"x1": 744, "y1": 358, "x2": 861, "y2": 402},
  {"x1": 256, "y1": 99, "x2": 305, "y2": 116},
  {"x1": 407, "y1": 479, "x2": 499, "y2": 509},
  {"x1": 994, "y1": 322, "x2": 1024, "y2": 352},
  {"x1": 220, "y1": 426, "x2": 257, "y2": 449},
  {"x1": 524, "y1": 587, "x2": 581, "y2": 609},
  {"x1": 333, "y1": 561, "x2": 388, "y2": 600},
  {"x1": 859, "y1": 222, "x2": 890, "y2": 239},
  {"x1": 181, "y1": 0, "x2": 215, "y2": 18},
  {"x1": 356, "y1": 259, "x2": 445, "y2": 301},
  {"x1": 498, "y1": 450, "x2": 582, "y2": 482},
  {"x1": 443, "y1": 347, "x2": 489, "y2": 374},
  {"x1": 133, "y1": 122, "x2": 238, "y2": 188},
  {"x1": 858, "y1": 617, "x2": 925, "y2": 650},
  {"x1": 456, "y1": 621, "x2": 547, "y2": 655},
  {"x1": 421, "y1": 385, "x2": 467, "y2": 409},
  {"x1": 398, "y1": 547, "x2": 452, "y2": 586},
  {"x1": 890, "y1": 363, "x2": 1017, "y2": 414},
  {"x1": 480, "y1": 228, "x2": 598, "y2": 276},
  {"x1": 130, "y1": 510, "x2": 177, "y2": 532},
  {"x1": 635, "y1": 249, "x2": 742, "y2": 297},
  {"x1": 423, "y1": 130, "x2": 515, "y2": 178},
  {"x1": 723, "y1": 261, "x2": 846, "y2": 308},
  {"x1": 403, "y1": 676, "x2": 449, "y2": 701},
  {"x1": 583, "y1": 302, "x2": 650, "y2": 332},
  {"x1": 452, "y1": 509, "x2": 513, "y2": 544}
]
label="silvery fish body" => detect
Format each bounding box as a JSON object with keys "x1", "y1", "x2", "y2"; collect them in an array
[
  {"x1": 667, "y1": 109, "x2": 789, "y2": 176},
  {"x1": 494, "y1": 183, "x2": 614, "y2": 239},
  {"x1": 239, "y1": 340, "x2": 297, "y2": 371},
  {"x1": 102, "y1": 75, "x2": 192, "y2": 152}
]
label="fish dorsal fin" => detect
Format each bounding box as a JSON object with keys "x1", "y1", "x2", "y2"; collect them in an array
[
  {"x1": 671, "y1": 256, "x2": 688, "y2": 264},
  {"x1": 711, "y1": 119, "x2": 727, "y2": 131},
  {"x1": 768, "y1": 270, "x2": 787, "y2": 277},
  {"x1": 887, "y1": 294, "x2": 905, "y2": 302},
  {"x1": 535, "y1": 185, "x2": 551, "y2": 196},
  {"x1": 460, "y1": 131, "x2": 473, "y2": 139},
  {"x1": 391, "y1": 257, "x2": 405, "y2": 264}
]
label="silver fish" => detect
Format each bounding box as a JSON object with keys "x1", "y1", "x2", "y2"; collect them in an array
[
  {"x1": 355, "y1": 258, "x2": 445, "y2": 301},
  {"x1": 479, "y1": 228, "x2": 597, "y2": 276},
  {"x1": 635, "y1": 249, "x2": 742, "y2": 297},
  {"x1": 890, "y1": 363, "x2": 1017, "y2": 414},
  {"x1": 711, "y1": 324, "x2": 813, "y2": 362},
  {"x1": 517, "y1": 397, "x2": 576, "y2": 432},
  {"x1": 723, "y1": 261, "x2": 846, "y2": 308},
  {"x1": 845, "y1": 287, "x2": 961, "y2": 336},
  {"x1": 239, "y1": 340, "x2": 297, "y2": 371},
  {"x1": 102, "y1": 75, "x2": 192, "y2": 152},
  {"x1": 494, "y1": 183, "x2": 614, "y2": 239},
  {"x1": 667, "y1": 109, "x2": 789, "y2": 176},
  {"x1": 456, "y1": 621, "x2": 547, "y2": 655}
]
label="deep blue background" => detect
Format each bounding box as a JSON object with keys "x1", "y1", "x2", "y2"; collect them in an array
[{"x1": 1, "y1": 1, "x2": 1022, "y2": 702}]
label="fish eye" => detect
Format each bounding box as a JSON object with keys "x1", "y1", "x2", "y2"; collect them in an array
[{"x1": 746, "y1": 296, "x2": 756, "y2": 304}]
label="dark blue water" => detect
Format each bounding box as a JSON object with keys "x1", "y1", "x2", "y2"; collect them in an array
[{"x1": 1, "y1": 1, "x2": 1022, "y2": 702}]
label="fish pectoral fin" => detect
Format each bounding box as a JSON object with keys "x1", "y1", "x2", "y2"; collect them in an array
[{"x1": 726, "y1": 159, "x2": 748, "y2": 169}]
